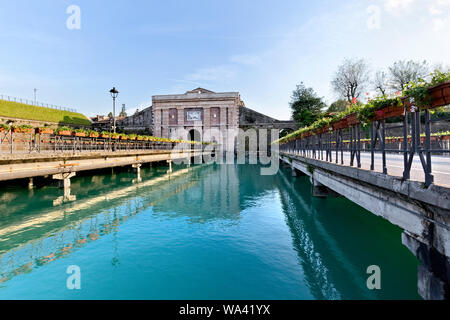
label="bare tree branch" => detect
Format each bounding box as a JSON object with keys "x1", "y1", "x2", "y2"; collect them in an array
[
  {"x1": 331, "y1": 58, "x2": 370, "y2": 103},
  {"x1": 388, "y1": 60, "x2": 429, "y2": 91}
]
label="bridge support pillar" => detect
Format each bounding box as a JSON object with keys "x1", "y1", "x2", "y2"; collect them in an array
[
  {"x1": 310, "y1": 178, "x2": 341, "y2": 198},
  {"x1": 28, "y1": 177, "x2": 34, "y2": 190},
  {"x1": 52, "y1": 172, "x2": 76, "y2": 206},
  {"x1": 291, "y1": 167, "x2": 306, "y2": 177},
  {"x1": 132, "y1": 163, "x2": 142, "y2": 183},
  {"x1": 167, "y1": 160, "x2": 173, "y2": 173},
  {"x1": 53, "y1": 172, "x2": 76, "y2": 189},
  {"x1": 132, "y1": 163, "x2": 141, "y2": 175},
  {"x1": 402, "y1": 232, "x2": 450, "y2": 300}
]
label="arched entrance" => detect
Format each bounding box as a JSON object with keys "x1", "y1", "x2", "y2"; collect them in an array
[
  {"x1": 279, "y1": 128, "x2": 294, "y2": 138},
  {"x1": 188, "y1": 129, "x2": 202, "y2": 164},
  {"x1": 188, "y1": 129, "x2": 202, "y2": 143}
]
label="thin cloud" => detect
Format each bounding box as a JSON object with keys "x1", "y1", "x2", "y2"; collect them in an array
[
  {"x1": 230, "y1": 54, "x2": 262, "y2": 66},
  {"x1": 383, "y1": 0, "x2": 415, "y2": 12},
  {"x1": 185, "y1": 65, "x2": 236, "y2": 82}
]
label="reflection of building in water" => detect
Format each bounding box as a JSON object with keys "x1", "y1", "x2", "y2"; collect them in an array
[{"x1": 152, "y1": 164, "x2": 240, "y2": 222}]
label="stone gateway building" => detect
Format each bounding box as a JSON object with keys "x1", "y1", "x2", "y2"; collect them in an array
[
  {"x1": 92, "y1": 87, "x2": 296, "y2": 151},
  {"x1": 152, "y1": 88, "x2": 244, "y2": 151}
]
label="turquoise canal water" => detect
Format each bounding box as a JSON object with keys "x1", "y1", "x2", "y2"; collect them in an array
[{"x1": 0, "y1": 163, "x2": 420, "y2": 300}]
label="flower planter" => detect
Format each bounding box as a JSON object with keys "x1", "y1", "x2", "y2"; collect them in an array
[
  {"x1": 57, "y1": 131, "x2": 72, "y2": 136},
  {"x1": 315, "y1": 125, "x2": 330, "y2": 135},
  {"x1": 0, "y1": 127, "x2": 7, "y2": 133},
  {"x1": 89, "y1": 133, "x2": 99, "y2": 138},
  {"x1": 74, "y1": 132, "x2": 86, "y2": 137},
  {"x1": 345, "y1": 113, "x2": 359, "y2": 126},
  {"x1": 372, "y1": 106, "x2": 405, "y2": 121},
  {"x1": 112, "y1": 136, "x2": 120, "y2": 140},
  {"x1": 429, "y1": 81, "x2": 450, "y2": 109},
  {"x1": 442, "y1": 135, "x2": 450, "y2": 141},
  {"x1": 101, "y1": 134, "x2": 110, "y2": 139},
  {"x1": 37, "y1": 128, "x2": 54, "y2": 134},
  {"x1": 402, "y1": 81, "x2": 450, "y2": 110},
  {"x1": 332, "y1": 118, "x2": 349, "y2": 130},
  {"x1": 120, "y1": 136, "x2": 128, "y2": 140},
  {"x1": 12, "y1": 128, "x2": 34, "y2": 134}
]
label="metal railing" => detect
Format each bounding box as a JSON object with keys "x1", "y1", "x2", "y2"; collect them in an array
[
  {"x1": 0, "y1": 94, "x2": 77, "y2": 113},
  {"x1": 0, "y1": 132, "x2": 182, "y2": 154},
  {"x1": 280, "y1": 107, "x2": 450, "y2": 187}
]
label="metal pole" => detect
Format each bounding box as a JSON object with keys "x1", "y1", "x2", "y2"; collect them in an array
[
  {"x1": 113, "y1": 96, "x2": 116, "y2": 134},
  {"x1": 424, "y1": 109, "x2": 433, "y2": 187}
]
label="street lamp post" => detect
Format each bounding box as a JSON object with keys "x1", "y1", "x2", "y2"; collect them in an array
[{"x1": 109, "y1": 87, "x2": 119, "y2": 134}]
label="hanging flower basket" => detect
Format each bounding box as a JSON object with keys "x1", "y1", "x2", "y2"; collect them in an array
[
  {"x1": 120, "y1": 135, "x2": 128, "y2": 140},
  {"x1": 89, "y1": 133, "x2": 99, "y2": 138},
  {"x1": 74, "y1": 132, "x2": 86, "y2": 137}
]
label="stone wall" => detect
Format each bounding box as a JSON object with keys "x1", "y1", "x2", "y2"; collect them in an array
[
  {"x1": 239, "y1": 106, "x2": 280, "y2": 126},
  {"x1": 117, "y1": 106, "x2": 153, "y2": 134}
]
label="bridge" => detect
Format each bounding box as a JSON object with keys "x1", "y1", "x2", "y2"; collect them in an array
[
  {"x1": 278, "y1": 108, "x2": 450, "y2": 300},
  {"x1": 0, "y1": 132, "x2": 209, "y2": 206},
  {"x1": 240, "y1": 121, "x2": 298, "y2": 131}
]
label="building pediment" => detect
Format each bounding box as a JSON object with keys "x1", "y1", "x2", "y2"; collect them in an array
[{"x1": 185, "y1": 88, "x2": 215, "y2": 94}]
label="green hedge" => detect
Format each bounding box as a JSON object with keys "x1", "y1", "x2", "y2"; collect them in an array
[{"x1": 0, "y1": 99, "x2": 92, "y2": 126}]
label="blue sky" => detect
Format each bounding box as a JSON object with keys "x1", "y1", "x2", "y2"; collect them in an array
[{"x1": 0, "y1": 0, "x2": 449, "y2": 119}]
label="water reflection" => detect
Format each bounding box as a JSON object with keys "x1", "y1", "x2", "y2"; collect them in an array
[
  {"x1": 0, "y1": 163, "x2": 419, "y2": 299},
  {"x1": 0, "y1": 165, "x2": 211, "y2": 285},
  {"x1": 274, "y1": 166, "x2": 419, "y2": 300}
]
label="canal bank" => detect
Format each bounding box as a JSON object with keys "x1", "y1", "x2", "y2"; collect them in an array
[{"x1": 0, "y1": 163, "x2": 420, "y2": 299}]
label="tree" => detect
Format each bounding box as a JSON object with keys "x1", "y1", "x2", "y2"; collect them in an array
[
  {"x1": 331, "y1": 58, "x2": 370, "y2": 103},
  {"x1": 107, "y1": 112, "x2": 113, "y2": 118},
  {"x1": 388, "y1": 60, "x2": 429, "y2": 91},
  {"x1": 373, "y1": 70, "x2": 389, "y2": 96},
  {"x1": 327, "y1": 100, "x2": 348, "y2": 113},
  {"x1": 290, "y1": 82, "x2": 327, "y2": 127}
]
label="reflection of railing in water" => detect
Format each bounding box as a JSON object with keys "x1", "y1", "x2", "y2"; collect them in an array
[
  {"x1": 0, "y1": 166, "x2": 206, "y2": 285},
  {"x1": 275, "y1": 170, "x2": 341, "y2": 300},
  {"x1": 276, "y1": 169, "x2": 378, "y2": 300}
]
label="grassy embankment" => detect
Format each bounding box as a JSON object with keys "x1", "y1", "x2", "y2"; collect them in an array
[{"x1": 0, "y1": 99, "x2": 91, "y2": 126}]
